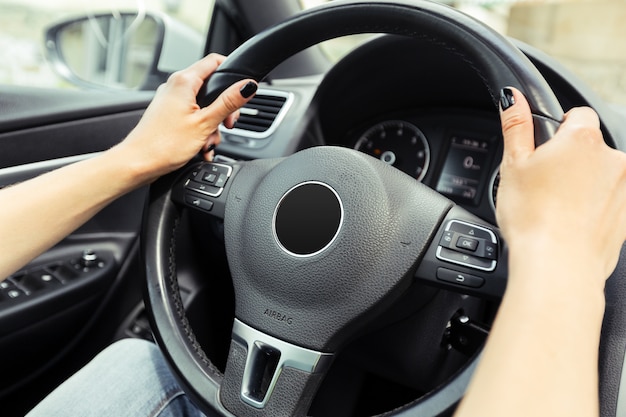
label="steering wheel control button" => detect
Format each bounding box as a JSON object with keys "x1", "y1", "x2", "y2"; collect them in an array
[
  {"x1": 448, "y1": 221, "x2": 493, "y2": 240},
  {"x1": 215, "y1": 173, "x2": 228, "y2": 188},
  {"x1": 438, "y1": 247, "x2": 494, "y2": 270},
  {"x1": 484, "y1": 242, "x2": 497, "y2": 260},
  {"x1": 185, "y1": 195, "x2": 214, "y2": 212},
  {"x1": 437, "y1": 268, "x2": 484, "y2": 288},
  {"x1": 438, "y1": 231, "x2": 497, "y2": 259},
  {"x1": 456, "y1": 236, "x2": 479, "y2": 252},
  {"x1": 273, "y1": 181, "x2": 343, "y2": 257},
  {"x1": 436, "y1": 220, "x2": 498, "y2": 271},
  {"x1": 202, "y1": 172, "x2": 217, "y2": 184},
  {"x1": 185, "y1": 180, "x2": 223, "y2": 198},
  {"x1": 440, "y1": 231, "x2": 454, "y2": 245},
  {"x1": 183, "y1": 162, "x2": 234, "y2": 212},
  {"x1": 195, "y1": 163, "x2": 232, "y2": 180}
]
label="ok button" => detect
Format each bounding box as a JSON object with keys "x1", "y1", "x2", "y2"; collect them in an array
[{"x1": 456, "y1": 236, "x2": 479, "y2": 252}]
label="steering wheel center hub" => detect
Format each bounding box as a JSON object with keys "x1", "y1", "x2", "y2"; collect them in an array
[{"x1": 273, "y1": 181, "x2": 343, "y2": 257}]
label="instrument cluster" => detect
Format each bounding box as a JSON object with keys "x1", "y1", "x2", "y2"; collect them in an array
[{"x1": 347, "y1": 111, "x2": 502, "y2": 223}]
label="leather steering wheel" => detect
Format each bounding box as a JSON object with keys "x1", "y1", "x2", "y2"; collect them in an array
[{"x1": 143, "y1": 1, "x2": 565, "y2": 416}]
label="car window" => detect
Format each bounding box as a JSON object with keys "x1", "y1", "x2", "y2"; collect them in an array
[
  {"x1": 3, "y1": 0, "x2": 624, "y2": 107},
  {"x1": 0, "y1": 0, "x2": 214, "y2": 90},
  {"x1": 301, "y1": 0, "x2": 626, "y2": 106}
]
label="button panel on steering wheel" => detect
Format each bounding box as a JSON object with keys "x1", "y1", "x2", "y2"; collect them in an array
[
  {"x1": 436, "y1": 220, "x2": 498, "y2": 272},
  {"x1": 181, "y1": 162, "x2": 233, "y2": 213}
]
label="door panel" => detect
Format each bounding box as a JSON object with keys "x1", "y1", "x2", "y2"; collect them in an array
[{"x1": 0, "y1": 87, "x2": 153, "y2": 416}]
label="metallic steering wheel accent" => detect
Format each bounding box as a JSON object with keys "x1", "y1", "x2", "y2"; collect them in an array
[{"x1": 143, "y1": 1, "x2": 564, "y2": 416}]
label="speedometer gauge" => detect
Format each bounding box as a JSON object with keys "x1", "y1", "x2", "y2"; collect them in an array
[{"x1": 354, "y1": 120, "x2": 430, "y2": 181}]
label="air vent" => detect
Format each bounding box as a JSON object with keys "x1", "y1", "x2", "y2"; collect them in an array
[{"x1": 222, "y1": 89, "x2": 293, "y2": 139}]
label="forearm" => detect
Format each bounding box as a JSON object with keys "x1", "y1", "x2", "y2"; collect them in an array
[
  {"x1": 455, "y1": 243, "x2": 606, "y2": 417},
  {"x1": 0, "y1": 145, "x2": 148, "y2": 280},
  {"x1": 0, "y1": 55, "x2": 257, "y2": 281}
]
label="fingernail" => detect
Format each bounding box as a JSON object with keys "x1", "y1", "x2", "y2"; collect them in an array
[
  {"x1": 240, "y1": 81, "x2": 257, "y2": 98},
  {"x1": 500, "y1": 88, "x2": 516, "y2": 111},
  {"x1": 206, "y1": 143, "x2": 216, "y2": 153}
]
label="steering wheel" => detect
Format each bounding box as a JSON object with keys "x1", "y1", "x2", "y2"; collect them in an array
[{"x1": 143, "y1": 1, "x2": 565, "y2": 416}]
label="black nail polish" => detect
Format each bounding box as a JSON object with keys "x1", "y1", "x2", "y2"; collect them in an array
[
  {"x1": 206, "y1": 144, "x2": 216, "y2": 153},
  {"x1": 500, "y1": 88, "x2": 516, "y2": 111},
  {"x1": 240, "y1": 81, "x2": 257, "y2": 98}
]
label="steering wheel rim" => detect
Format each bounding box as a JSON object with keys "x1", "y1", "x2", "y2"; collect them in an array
[
  {"x1": 199, "y1": 0, "x2": 563, "y2": 145},
  {"x1": 143, "y1": 1, "x2": 565, "y2": 416}
]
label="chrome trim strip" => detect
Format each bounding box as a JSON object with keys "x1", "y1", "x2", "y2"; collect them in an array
[
  {"x1": 488, "y1": 165, "x2": 500, "y2": 215},
  {"x1": 231, "y1": 319, "x2": 333, "y2": 409},
  {"x1": 271, "y1": 181, "x2": 344, "y2": 258},
  {"x1": 617, "y1": 347, "x2": 626, "y2": 416},
  {"x1": 436, "y1": 246, "x2": 497, "y2": 272},
  {"x1": 436, "y1": 220, "x2": 497, "y2": 272},
  {"x1": 0, "y1": 152, "x2": 101, "y2": 187}
]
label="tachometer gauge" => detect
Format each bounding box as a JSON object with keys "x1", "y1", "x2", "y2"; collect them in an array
[{"x1": 354, "y1": 120, "x2": 430, "y2": 181}]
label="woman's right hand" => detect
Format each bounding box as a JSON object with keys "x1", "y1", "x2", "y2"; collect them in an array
[
  {"x1": 496, "y1": 87, "x2": 626, "y2": 281},
  {"x1": 112, "y1": 53, "x2": 258, "y2": 186}
]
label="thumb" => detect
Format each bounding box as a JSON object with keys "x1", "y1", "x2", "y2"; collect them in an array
[
  {"x1": 202, "y1": 79, "x2": 258, "y2": 126},
  {"x1": 499, "y1": 87, "x2": 535, "y2": 163}
]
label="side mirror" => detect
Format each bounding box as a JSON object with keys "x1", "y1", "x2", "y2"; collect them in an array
[{"x1": 44, "y1": 12, "x2": 203, "y2": 90}]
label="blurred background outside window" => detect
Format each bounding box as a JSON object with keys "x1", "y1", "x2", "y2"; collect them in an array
[
  {"x1": 303, "y1": 0, "x2": 626, "y2": 106},
  {"x1": 0, "y1": 0, "x2": 213, "y2": 89},
  {"x1": 1, "y1": 0, "x2": 625, "y2": 105}
]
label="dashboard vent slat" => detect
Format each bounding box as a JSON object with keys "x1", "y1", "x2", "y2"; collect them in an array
[{"x1": 221, "y1": 89, "x2": 293, "y2": 139}]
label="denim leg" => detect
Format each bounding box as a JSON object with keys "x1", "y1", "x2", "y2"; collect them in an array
[{"x1": 26, "y1": 338, "x2": 205, "y2": 417}]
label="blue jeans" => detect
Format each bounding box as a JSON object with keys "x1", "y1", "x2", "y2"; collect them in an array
[{"x1": 26, "y1": 338, "x2": 205, "y2": 417}]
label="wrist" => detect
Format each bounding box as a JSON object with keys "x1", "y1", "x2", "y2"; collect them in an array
[
  {"x1": 100, "y1": 142, "x2": 156, "y2": 191},
  {"x1": 109, "y1": 129, "x2": 176, "y2": 183},
  {"x1": 505, "y1": 235, "x2": 607, "y2": 311}
]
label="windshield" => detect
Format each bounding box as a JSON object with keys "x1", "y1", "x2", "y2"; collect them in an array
[{"x1": 302, "y1": 0, "x2": 626, "y2": 106}]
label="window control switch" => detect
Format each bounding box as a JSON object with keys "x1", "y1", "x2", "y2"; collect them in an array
[
  {"x1": 14, "y1": 270, "x2": 61, "y2": 292},
  {"x1": 48, "y1": 263, "x2": 79, "y2": 281}
]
